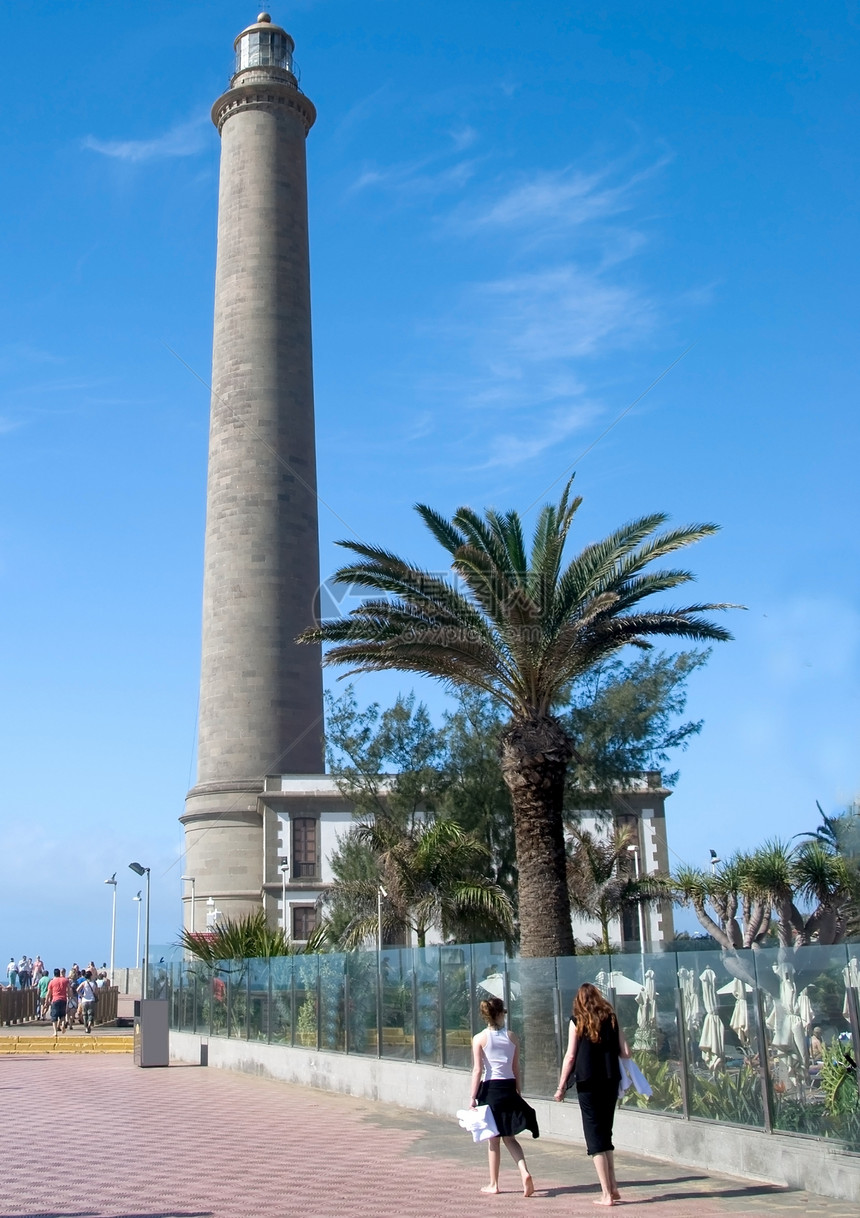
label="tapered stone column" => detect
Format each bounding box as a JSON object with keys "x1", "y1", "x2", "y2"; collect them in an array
[{"x1": 182, "y1": 14, "x2": 324, "y2": 928}]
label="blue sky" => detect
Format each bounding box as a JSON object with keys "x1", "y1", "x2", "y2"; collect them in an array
[{"x1": 1, "y1": 1, "x2": 858, "y2": 965}]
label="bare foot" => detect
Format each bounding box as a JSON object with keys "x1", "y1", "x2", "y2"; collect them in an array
[
  {"x1": 522, "y1": 1173, "x2": 535, "y2": 1197},
  {"x1": 611, "y1": 1190, "x2": 621, "y2": 1202},
  {"x1": 593, "y1": 1199, "x2": 617, "y2": 1207},
  {"x1": 481, "y1": 1184, "x2": 500, "y2": 1194}
]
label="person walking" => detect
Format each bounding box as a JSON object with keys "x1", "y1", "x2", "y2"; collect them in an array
[
  {"x1": 554, "y1": 983, "x2": 631, "y2": 1208},
  {"x1": 45, "y1": 969, "x2": 70, "y2": 1036},
  {"x1": 37, "y1": 969, "x2": 51, "y2": 1019},
  {"x1": 66, "y1": 966, "x2": 81, "y2": 1027},
  {"x1": 6, "y1": 958, "x2": 18, "y2": 989},
  {"x1": 469, "y1": 996, "x2": 538, "y2": 1197},
  {"x1": 77, "y1": 971, "x2": 98, "y2": 1033}
]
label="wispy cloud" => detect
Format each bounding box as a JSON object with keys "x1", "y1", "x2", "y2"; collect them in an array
[
  {"x1": 480, "y1": 402, "x2": 602, "y2": 469},
  {"x1": 474, "y1": 265, "x2": 654, "y2": 362},
  {"x1": 421, "y1": 262, "x2": 654, "y2": 429},
  {"x1": 353, "y1": 141, "x2": 678, "y2": 473},
  {"x1": 451, "y1": 155, "x2": 671, "y2": 240},
  {"x1": 0, "y1": 342, "x2": 65, "y2": 371},
  {"x1": 82, "y1": 115, "x2": 209, "y2": 163},
  {"x1": 349, "y1": 156, "x2": 478, "y2": 200},
  {"x1": 450, "y1": 125, "x2": 478, "y2": 151}
]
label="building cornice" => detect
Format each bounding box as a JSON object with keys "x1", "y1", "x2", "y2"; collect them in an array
[
  {"x1": 212, "y1": 80, "x2": 316, "y2": 135},
  {"x1": 187, "y1": 779, "x2": 265, "y2": 799}
]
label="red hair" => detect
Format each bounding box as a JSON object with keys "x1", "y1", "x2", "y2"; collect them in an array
[{"x1": 573, "y1": 983, "x2": 617, "y2": 1043}]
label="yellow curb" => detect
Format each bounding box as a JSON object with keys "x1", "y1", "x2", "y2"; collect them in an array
[{"x1": 0, "y1": 1036, "x2": 134, "y2": 1054}]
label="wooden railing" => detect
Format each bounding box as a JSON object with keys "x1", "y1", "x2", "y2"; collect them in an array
[
  {"x1": 0, "y1": 988, "x2": 37, "y2": 1025},
  {"x1": 0, "y1": 986, "x2": 118, "y2": 1027}
]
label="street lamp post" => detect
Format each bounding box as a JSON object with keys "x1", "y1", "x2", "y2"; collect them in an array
[
  {"x1": 709, "y1": 849, "x2": 721, "y2": 875},
  {"x1": 133, "y1": 892, "x2": 142, "y2": 968},
  {"x1": 104, "y1": 873, "x2": 118, "y2": 984},
  {"x1": 180, "y1": 874, "x2": 196, "y2": 934},
  {"x1": 628, "y1": 845, "x2": 647, "y2": 959},
  {"x1": 128, "y1": 863, "x2": 150, "y2": 998},
  {"x1": 279, "y1": 856, "x2": 289, "y2": 936},
  {"x1": 377, "y1": 885, "x2": 388, "y2": 954}
]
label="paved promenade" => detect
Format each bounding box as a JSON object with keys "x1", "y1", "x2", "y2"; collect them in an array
[{"x1": 0, "y1": 1055, "x2": 854, "y2": 1218}]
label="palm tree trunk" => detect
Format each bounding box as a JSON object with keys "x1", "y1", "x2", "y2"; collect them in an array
[
  {"x1": 500, "y1": 715, "x2": 575, "y2": 957},
  {"x1": 600, "y1": 912, "x2": 611, "y2": 955}
]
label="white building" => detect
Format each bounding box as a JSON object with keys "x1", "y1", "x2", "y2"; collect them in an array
[
  {"x1": 569, "y1": 771, "x2": 675, "y2": 952},
  {"x1": 252, "y1": 770, "x2": 675, "y2": 951}
]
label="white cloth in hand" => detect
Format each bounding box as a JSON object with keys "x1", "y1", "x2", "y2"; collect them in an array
[
  {"x1": 618, "y1": 1057, "x2": 653, "y2": 1098},
  {"x1": 457, "y1": 1105, "x2": 500, "y2": 1142}
]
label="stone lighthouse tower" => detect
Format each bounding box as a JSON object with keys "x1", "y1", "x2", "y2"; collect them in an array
[{"x1": 181, "y1": 13, "x2": 325, "y2": 928}]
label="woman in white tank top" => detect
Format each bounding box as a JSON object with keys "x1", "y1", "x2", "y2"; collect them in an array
[{"x1": 469, "y1": 995, "x2": 539, "y2": 1196}]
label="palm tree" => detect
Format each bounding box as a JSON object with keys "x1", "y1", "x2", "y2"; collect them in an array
[
  {"x1": 568, "y1": 826, "x2": 674, "y2": 953},
  {"x1": 792, "y1": 839, "x2": 857, "y2": 944},
  {"x1": 180, "y1": 910, "x2": 326, "y2": 966},
  {"x1": 674, "y1": 854, "x2": 772, "y2": 950},
  {"x1": 300, "y1": 477, "x2": 734, "y2": 957},
  {"x1": 327, "y1": 817, "x2": 514, "y2": 949},
  {"x1": 677, "y1": 839, "x2": 859, "y2": 948}
]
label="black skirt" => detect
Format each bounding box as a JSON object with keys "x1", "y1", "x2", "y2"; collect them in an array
[
  {"x1": 478, "y1": 1079, "x2": 540, "y2": 1139},
  {"x1": 576, "y1": 1084, "x2": 618, "y2": 1156}
]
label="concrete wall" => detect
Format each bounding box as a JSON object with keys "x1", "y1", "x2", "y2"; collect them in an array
[
  {"x1": 170, "y1": 1031, "x2": 860, "y2": 1203},
  {"x1": 112, "y1": 968, "x2": 142, "y2": 995}
]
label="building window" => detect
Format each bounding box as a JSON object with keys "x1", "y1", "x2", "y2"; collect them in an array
[
  {"x1": 291, "y1": 817, "x2": 318, "y2": 878},
  {"x1": 621, "y1": 907, "x2": 640, "y2": 946},
  {"x1": 292, "y1": 904, "x2": 317, "y2": 942}
]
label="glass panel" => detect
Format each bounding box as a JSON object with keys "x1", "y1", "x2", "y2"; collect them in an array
[
  {"x1": 294, "y1": 956, "x2": 319, "y2": 1048},
  {"x1": 225, "y1": 962, "x2": 247, "y2": 1039},
  {"x1": 149, "y1": 960, "x2": 170, "y2": 1001},
  {"x1": 270, "y1": 957, "x2": 294, "y2": 1044},
  {"x1": 506, "y1": 956, "x2": 558, "y2": 1097},
  {"x1": 619, "y1": 951, "x2": 684, "y2": 1117},
  {"x1": 167, "y1": 964, "x2": 180, "y2": 1030},
  {"x1": 471, "y1": 941, "x2": 507, "y2": 1035},
  {"x1": 753, "y1": 943, "x2": 860, "y2": 1146},
  {"x1": 380, "y1": 948, "x2": 413, "y2": 1060},
  {"x1": 346, "y1": 950, "x2": 378, "y2": 1055},
  {"x1": 247, "y1": 959, "x2": 270, "y2": 1042},
  {"x1": 441, "y1": 946, "x2": 471, "y2": 1069},
  {"x1": 178, "y1": 964, "x2": 194, "y2": 1032},
  {"x1": 555, "y1": 952, "x2": 612, "y2": 1021},
  {"x1": 319, "y1": 954, "x2": 346, "y2": 1052},
  {"x1": 414, "y1": 946, "x2": 441, "y2": 1064},
  {"x1": 676, "y1": 948, "x2": 764, "y2": 1129},
  {"x1": 191, "y1": 966, "x2": 205, "y2": 1035},
  {"x1": 211, "y1": 967, "x2": 229, "y2": 1037}
]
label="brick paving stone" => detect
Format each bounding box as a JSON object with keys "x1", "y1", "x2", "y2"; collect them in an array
[{"x1": 0, "y1": 1055, "x2": 855, "y2": 1218}]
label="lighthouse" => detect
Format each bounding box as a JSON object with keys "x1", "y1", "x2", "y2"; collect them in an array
[{"x1": 182, "y1": 14, "x2": 326, "y2": 928}]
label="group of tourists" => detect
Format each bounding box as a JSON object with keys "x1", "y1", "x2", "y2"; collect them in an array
[
  {"x1": 469, "y1": 984, "x2": 631, "y2": 1207},
  {"x1": 4, "y1": 955, "x2": 47, "y2": 989},
  {"x1": 5, "y1": 956, "x2": 111, "y2": 1035}
]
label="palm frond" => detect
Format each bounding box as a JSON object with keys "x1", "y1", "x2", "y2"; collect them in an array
[{"x1": 414, "y1": 503, "x2": 466, "y2": 556}]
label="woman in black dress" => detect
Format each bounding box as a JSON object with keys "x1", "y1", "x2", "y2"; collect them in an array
[
  {"x1": 469, "y1": 996, "x2": 539, "y2": 1196},
  {"x1": 554, "y1": 983, "x2": 631, "y2": 1207}
]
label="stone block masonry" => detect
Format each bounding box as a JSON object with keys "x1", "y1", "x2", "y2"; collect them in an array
[{"x1": 183, "y1": 17, "x2": 326, "y2": 929}]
